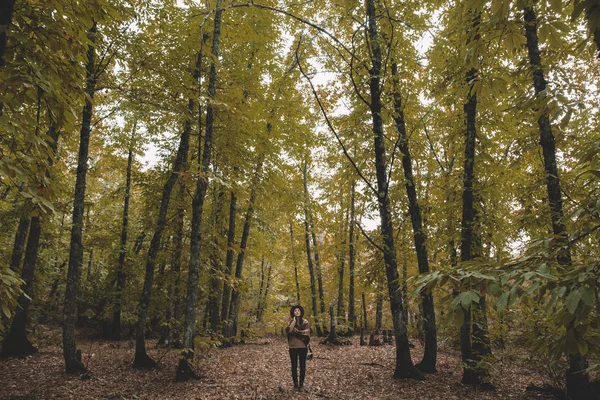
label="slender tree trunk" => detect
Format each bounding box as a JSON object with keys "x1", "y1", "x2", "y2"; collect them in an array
[
  {"x1": 3, "y1": 124, "x2": 62, "y2": 357},
  {"x1": 63, "y1": 24, "x2": 97, "y2": 374},
  {"x1": 308, "y1": 201, "x2": 326, "y2": 320},
  {"x1": 391, "y1": 62, "x2": 437, "y2": 372},
  {"x1": 1, "y1": 216, "x2": 40, "y2": 357},
  {"x1": 133, "y1": 101, "x2": 192, "y2": 369},
  {"x1": 375, "y1": 293, "x2": 383, "y2": 331},
  {"x1": 10, "y1": 216, "x2": 30, "y2": 273},
  {"x1": 220, "y1": 191, "x2": 237, "y2": 324},
  {"x1": 458, "y1": 9, "x2": 493, "y2": 386},
  {"x1": 302, "y1": 162, "x2": 322, "y2": 336},
  {"x1": 257, "y1": 261, "x2": 272, "y2": 323},
  {"x1": 290, "y1": 222, "x2": 301, "y2": 304},
  {"x1": 347, "y1": 181, "x2": 356, "y2": 333},
  {"x1": 207, "y1": 186, "x2": 225, "y2": 332},
  {"x1": 172, "y1": 180, "x2": 186, "y2": 336},
  {"x1": 228, "y1": 153, "x2": 265, "y2": 337},
  {"x1": 362, "y1": 292, "x2": 368, "y2": 332},
  {"x1": 337, "y1": 202, "x2": 348, "y2": 323},
  {"x1": 523, "y1": 6, "x2": 592, "y2": 398},
  {"x1": 111, "y1": 126, "x2": 135, "y2": 341},
  {"x1": 365, "y1": 0, "x2": 421, "y2": 379},
  {"x1": 256, "y1": 255, "x2": 265, "y2": 320},
  {"x1": 0, "y1": 0, "x2": 15, "y2": 69},
  {"x1": 176, "y1": 15, "x2": 221, "y2": 379}
]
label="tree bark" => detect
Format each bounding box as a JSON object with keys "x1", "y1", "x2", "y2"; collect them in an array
[
  {"x1": 365, "y1": 0, "x2": 421, "y2": 379},
  {"x1": 337, "y1": 199, "x2": 348, "y2": 323},
  {"x1": 2, "y1": 124, "x2": 61, "y2": 358},
  {"x1": 347, "y1": 181, "x2": 356, "y2": 333},
  {"x1": 391, "y1": 62, "x2": 437, "y2": 372},
  {"x1": 176, "y1": 20, "x2": 219, "y2": 379},
  {"x1": 220, "y1": 191, "x2": 237, "y2": 324},
  {"x1": 133, "y1": 101, "x2": 192, "y2": 368},
  {"x1": 110, "y1": 125, "x2": 135, "y2": 340},
  {"x1": 308, "y1": 199, "x2": 326, "y2": 321},
  {"x1": 523, "y1": 6, "x2": 592, "y2": 398},
  {"x1": 63, "y1": 24, "x2": 97, "y2": 374},
  {"x1": 207, "y1": 186, "x2": 225, "y2": 332},
  {"x1": 0, "y1": 0, "x2": 15, "y2": 69},
  {"x1": 228, "y1": 153, "x2": 264, "y2": 337},
  {"x1": 375, "y1": 293, "x2": 383, "y2": 331},
  {"x1": 10, "y1": 216, "x2": 30, "y2": 273},
  {"x1": 302, "y1": 162, "x2": 323, "y2": 336},
  {"x1": 290, "y1": 222, "x2": 301, "y2": 304}
]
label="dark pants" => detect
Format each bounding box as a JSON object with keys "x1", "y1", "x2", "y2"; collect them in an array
[{"x1": 288, "y1": 348, "x2": 307, "y2": 387}]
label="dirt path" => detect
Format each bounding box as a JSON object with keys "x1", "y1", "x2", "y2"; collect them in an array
[{"x1": 0, "y1": 337, "x2": 550, "y2": 399}]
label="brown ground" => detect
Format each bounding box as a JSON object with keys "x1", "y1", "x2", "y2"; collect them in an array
[{"x1": 0, "y1": 336, "x2": 554, "y2": 399}]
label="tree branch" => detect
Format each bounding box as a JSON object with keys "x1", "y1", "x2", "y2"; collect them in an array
[
  {"x1": 356, "y1": 221, "x2": 383, "y2": 253},
  {"x1": 294, "y1": 37, "x2": 377, "y2": 196}
]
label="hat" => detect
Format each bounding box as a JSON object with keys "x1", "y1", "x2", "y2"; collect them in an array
[{"x1": 290, "y1": 305, "x2": 304, "y2": 318}]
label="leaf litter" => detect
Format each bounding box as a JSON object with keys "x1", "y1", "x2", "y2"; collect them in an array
[{"x1": 0, "y1": 336, "x2": 554, "y2": 399}]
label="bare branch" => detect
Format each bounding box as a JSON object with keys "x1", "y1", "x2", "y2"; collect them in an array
[{"x1": 356, "y1": 221, "x2": 383, "y2": 253}]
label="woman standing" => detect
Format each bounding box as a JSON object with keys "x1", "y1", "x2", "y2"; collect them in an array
[{"x1": 285, "y1": 305, "x2": 310, "y2": 391}]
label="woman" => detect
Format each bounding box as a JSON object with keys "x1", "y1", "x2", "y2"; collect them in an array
[{"x1": 285, "y1": 305, "x2": 310, "y2": 391}]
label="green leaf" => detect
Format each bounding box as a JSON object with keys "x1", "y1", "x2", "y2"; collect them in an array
[
  {"x1": 580, "y1": 287, "x2": 595, "y2": 307},
  {"x1": 496, "y1": 291, "x2": 510, "y2": 312},
  {"x1": 565, "y1": 289, "x2": 581, "y2": 314}
]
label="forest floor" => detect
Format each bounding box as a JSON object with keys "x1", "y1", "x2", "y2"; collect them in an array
[{"x1": 0, "y1": 332, "x2": 557, "y2": 400}]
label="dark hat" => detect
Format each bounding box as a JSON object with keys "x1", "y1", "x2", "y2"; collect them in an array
[{"x1": 290, "y1": 305, "x2": 304, "y2": 318}]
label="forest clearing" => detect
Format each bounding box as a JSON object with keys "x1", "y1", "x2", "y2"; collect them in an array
[
  {"x1": 0, "y1": 334, "x2": 557, "y2": 399},
  {"x1": 1, "y1": 0, "x2": 600, "y2": 399}
]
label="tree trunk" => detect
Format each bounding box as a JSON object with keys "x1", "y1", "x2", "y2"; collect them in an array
[
  {"x1": 1, "y1": 216, "x2": 40, "y2": 357},
  {"x1": 375, "y1": 293, "x2": 383, "y2": 331},
  {"x1": 2, "y1": 124, "x2": 61, "y2": 357},
  {"x1": 133, "y1": 101, "x2": 192, "y2": 369},
  {"x1": 257, "y1": 261, "x2": 272, "y2": 323},
  {"x1": 10, "y1": 216, "x2": 30, "y2": 273},
  {"x1": 290, "y1": 222, "x2": 301, "y2": 304},
  {"x1": 207, "y1": 186, "x2": 225, "y2": 332},
  {"x1": 220, "y1": 191, "x2": 237, "y2": 324},
  {"x1": 523, "y1": 6, "x2": 592, "y2": 398},
  {"x1": 365, "y1": 0, "x2": 421, "y2": 379},
  {"x1": 176, "y1": 14, "x2": 221, "y2": 379},
  {"x1": 337, "y1": 201, "x2": 347, "y2": 324},
  {"x1": 302, "y1": 162, "x2": 322, "y2": 336},
  {"x1": 0, "y1": 0, "x2": 15, "y2": 69},
  {"x1": 391, "y1": 62, "x2": 437, "y2": 373},
  {"x1": 362, "y1": 292, "x2": 368, "y2": 332},
  {"x1": 228, "y1": 153, "x2": 265, "y2": 337},
  {"x1": 63, "y1": 24, "x2": 97, "y2": 374},
  {"x1": 171, "y1": 180, "x2": 186, "y2": 337},
  {"x1": 457, "y1": 9, "x2": 494, "y2": 386},
  {"x1": 347, "y1": 181, "x2": 356, "y2": 334},
  {"x1": 309, "y1": 200, "x2": 326, "y2": 321},
  {"x1": 111, "y1": 126, "x2": 135, "y2": 341},
  {"x1": 256, "y1": 255, "x2": 265, "y2": 320}
]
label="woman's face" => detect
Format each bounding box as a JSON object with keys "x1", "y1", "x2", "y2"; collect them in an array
[{"x1": 293, "y1": 308, "x2": 302, "y2": 317}]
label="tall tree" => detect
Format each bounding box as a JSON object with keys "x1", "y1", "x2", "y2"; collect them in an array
[
  {"x1": 523, "y1": 3, "x2": 593, "y2": 397},
  {"x1": 2, "y1": 124, "x2": 61, "y2": 358},
  {"x1": 220, "y1": 191, "x2": 237, "y2": 324},
  {"x1": 391, "y1": 61, "x2": 437, "y2": 373},
  {"x1": 302, "y1": 161, "x2": 323, "y2": 336},
  {"x1": 365, "y1": 0, "x2": 422, "y2": 379},
  {"x1": 133, "y1": 101, "x2": 192, "y2": 369},
  {"x1": 458, "y1": 8, "x2": 492, "y2": 386},
  {"x1": 63, "y1": 24, "x2": 98, "y2": 374},
  {"x1": 110, "y1": 123, "x2": 136, "y2": 340},
  {"x1": 176, "y1": 2, "x2": 222, "y2": 378}
]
